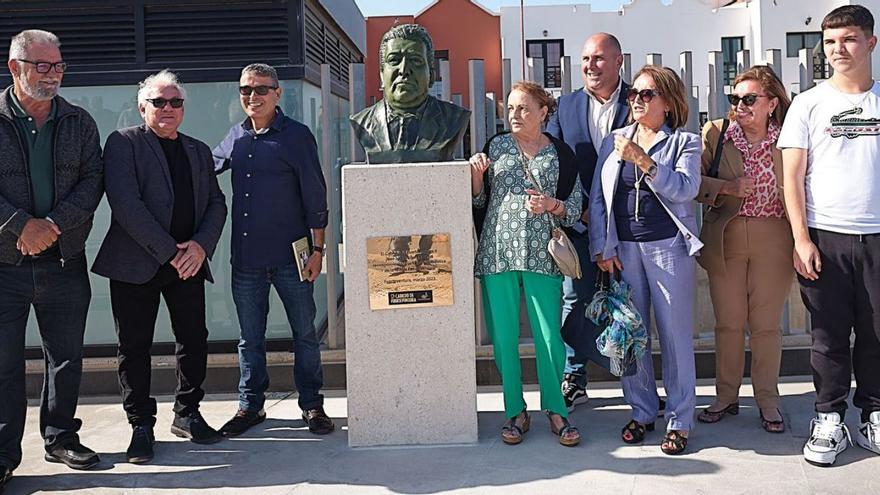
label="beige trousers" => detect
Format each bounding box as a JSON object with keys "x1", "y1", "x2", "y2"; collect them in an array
[{"x1": 707, "y1": 217, "x2": 794, "y2": 409}]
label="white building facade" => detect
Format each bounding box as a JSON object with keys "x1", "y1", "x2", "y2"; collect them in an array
[{"x1": 501, "y1": 0, "x2": 880, "y2": 118}]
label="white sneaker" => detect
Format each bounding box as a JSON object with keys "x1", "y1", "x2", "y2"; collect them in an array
[
  {"x1": 803, "y1": 412, "x2": 850, "y2": 466},
  {"x1": 856, "y1": 411, "x2": 880, "y2": 455}
]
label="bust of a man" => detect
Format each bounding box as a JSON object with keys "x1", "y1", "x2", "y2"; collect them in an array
[{"x1": 350, "y1": 24, "x2": 470, "y2": 164}]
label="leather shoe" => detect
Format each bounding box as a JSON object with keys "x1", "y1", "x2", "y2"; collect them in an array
[
  {"x1": 127, "y1": 425, "x2": 155, "y2": 464},
  {"x1": 219, "y1": 409, "x2": 267, "y2": 437},
  {"x1": 44, "y1": 440, "x2": 100, "y2": 470},
  {"x1": 170, "y1": 411, "x2": 222, "y2": 444},
  {"x1": 1, "y1": 466, "x2": 12, "y2": 493},
  {"x1": 302, "y1": 407, "x2": 335, "y2": 435}
]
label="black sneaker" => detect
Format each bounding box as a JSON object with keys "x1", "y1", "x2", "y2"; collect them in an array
[
  {"x1": 219, "y1": 409, "x2": 267, "y2": 437},
  {"x1": 44, "y1": 440, "x2": 100, "y2": 470},
  {"x1": 302, "y1": 407, "x2": 335, "y2": 435},
  {"x1": 170, "y1": 411, "x2": 222, "y2": 444},
  {"x1": 1, "y1": 465, "x2": 12, "y2": 492},
  {"x1": 562, "y1": 374, "x2": 588, "y2": 412},
  {"x1": 126, "y1": 425, "x2": 155, "y2": 464}
]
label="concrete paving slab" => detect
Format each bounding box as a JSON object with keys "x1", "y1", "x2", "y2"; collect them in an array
[{"x1": 3, "y1": 378, "x2": 878, "y2": 494}]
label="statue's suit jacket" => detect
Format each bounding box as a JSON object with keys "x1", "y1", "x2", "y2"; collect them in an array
[{"x1": 349, "y1": 96, "x2": 470, "y2": 163}]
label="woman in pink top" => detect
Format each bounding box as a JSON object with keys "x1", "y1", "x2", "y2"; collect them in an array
[{"x1": 696, "y1": 66, "x2": 794, "y2": 433}]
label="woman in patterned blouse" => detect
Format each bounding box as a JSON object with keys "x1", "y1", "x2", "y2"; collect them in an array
[
  {"x1": 696, "y1": 66, "x2": 793, "y2": 433},
  {"x1": 470, "y1": 81, "x2": 582, "y2": 447}
]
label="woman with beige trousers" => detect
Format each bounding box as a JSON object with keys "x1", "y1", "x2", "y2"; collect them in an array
[{"x1": 696, "y1": 66, "x2": 794, "y2": 433}]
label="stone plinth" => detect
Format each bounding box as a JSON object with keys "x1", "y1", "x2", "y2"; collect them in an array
[{"x1": 342, "y1": 162, "x2": 477, "y2": 448}]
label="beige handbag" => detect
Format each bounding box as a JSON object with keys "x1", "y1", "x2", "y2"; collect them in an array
[{"x1": 520, "y1": 151, "x2": 582, "y2": 279}]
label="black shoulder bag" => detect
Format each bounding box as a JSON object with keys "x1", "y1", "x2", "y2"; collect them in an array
[{"x1": 707, "y1": 119, "x2": 730, "y2": 178}]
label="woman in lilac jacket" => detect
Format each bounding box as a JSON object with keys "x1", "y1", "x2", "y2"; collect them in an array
[{"x1": 589, "y1": 65, "x2": 702, "y2": 455}]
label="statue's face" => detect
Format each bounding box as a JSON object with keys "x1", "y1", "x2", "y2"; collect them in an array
[{"x1": 381, "y1": 37, "x2": 431, "y2": 109}]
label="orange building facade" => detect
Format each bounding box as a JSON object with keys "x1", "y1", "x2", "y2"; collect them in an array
[{"x1": 364, "y1": 0, "x2": 502, "y2": 115}]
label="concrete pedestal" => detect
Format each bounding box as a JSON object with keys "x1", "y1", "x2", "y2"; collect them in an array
[{"x1": 342, "y1": 162, "x2": 478, "y2": 447}]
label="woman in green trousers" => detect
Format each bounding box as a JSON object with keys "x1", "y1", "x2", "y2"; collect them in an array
[{"x1": 471, "y1": 81, "x2": 582, "y2": 447}]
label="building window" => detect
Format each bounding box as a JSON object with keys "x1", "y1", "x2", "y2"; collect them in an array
[
  {"x1": 786, "y1": 32, "x2": 830, "y2": 80},
  {"x1": 786, "y1": 32, "x2": 822, "y2": 57},
  {"x1": 720, "y1": 36, "x2": 744, "y2": 86},
  {"x1": 526, "y1": 39, "x2": 564, "y2": 88}
]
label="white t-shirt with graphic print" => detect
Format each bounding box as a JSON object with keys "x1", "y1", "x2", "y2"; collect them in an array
[{"x1": 777, "y1": 80, "x2": 880, "y2": 234}]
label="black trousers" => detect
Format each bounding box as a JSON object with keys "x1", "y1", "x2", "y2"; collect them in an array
[
  {"x1": 799, "y1": 228, "x2": 880, "y2": 419},
  {"x1": 110, "y1": 264, "x2": 208, "y2": 426}
]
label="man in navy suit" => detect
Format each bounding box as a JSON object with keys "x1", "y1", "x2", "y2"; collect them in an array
[{"x1": 546, "y1": 33, "x2": 630, "y2": 411}]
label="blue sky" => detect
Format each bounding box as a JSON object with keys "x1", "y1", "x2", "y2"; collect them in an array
[{"x1": 355, "y1": 0, "x2": 631, "y2": 17}]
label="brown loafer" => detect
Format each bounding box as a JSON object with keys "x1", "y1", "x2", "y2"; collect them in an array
[{"x1": 302, "y1": 407, "x2": 335, "y2": 435}]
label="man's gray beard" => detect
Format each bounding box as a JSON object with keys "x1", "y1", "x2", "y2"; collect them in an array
[{"x1": 17, "y1": 73, "x2": 58, "y2": 101}]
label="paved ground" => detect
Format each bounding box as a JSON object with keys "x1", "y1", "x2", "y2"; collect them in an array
[{"x1": 4, "y1": 377, "x2": 879, "y2": 494}]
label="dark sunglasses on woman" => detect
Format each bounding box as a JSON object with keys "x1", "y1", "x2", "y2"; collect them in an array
[
  {"x1": 239, "y1": 85, "x2": 278, "y2": 96},
  {"x1": 727, "y1": 94, "x2": 768, "y2": 106},
  {"x1": 627, "y1": 88, "x2": 659, "y2": 103}
]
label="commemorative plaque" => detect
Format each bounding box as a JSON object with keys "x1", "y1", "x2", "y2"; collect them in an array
[{"x1": 366, "y1": 233, "x2": 453, "y2": 310}]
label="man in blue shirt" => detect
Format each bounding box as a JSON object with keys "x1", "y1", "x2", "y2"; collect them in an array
[{"x1": 213, "y1": 63, "x2": 333, "y2": 437}]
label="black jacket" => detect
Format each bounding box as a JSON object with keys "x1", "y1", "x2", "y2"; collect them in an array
[{"x1": 92, "y1": 125, "x2": 227, "y2": 284}]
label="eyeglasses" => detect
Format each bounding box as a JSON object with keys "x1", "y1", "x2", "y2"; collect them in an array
[
  {"x1": 627, "y1": 88, "x2": 659, "y2": 103},
  {"x1": 727, "y1": 94, "x2": 769, "y2": 106},
  {"x1": 239, "y1": 85, "x2": 278, "y2": 96},
  {"x1": 145, "y1": 98, "x2": 185, "y2": 109},
  {"x1": 17, "y1": 59, "x2": 67, "y2": 74}
]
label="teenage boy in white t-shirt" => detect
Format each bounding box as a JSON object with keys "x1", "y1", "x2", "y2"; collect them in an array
[{"x1": 778, "y1": 4, "x2": 880, "y2": 467}]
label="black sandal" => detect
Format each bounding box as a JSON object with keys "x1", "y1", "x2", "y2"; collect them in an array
[
  {"x1": 661, "y1": 430, "x2": 688, "y2": 455},
  {"x1": 547, "y1": 412, "x2": 580, "y2": 447},
  {"x1": 501, "y1": 409, "x2": 530, "y2": 445},
  {"x1": 760, "y1": 409, "x2": 785, "y2": 434},
  {"x1": 621, "y1": 419, "x2": 654, "y2": 444},
  {"x1": 697, "y1": 402, "x2": 739, "y2": 424}
]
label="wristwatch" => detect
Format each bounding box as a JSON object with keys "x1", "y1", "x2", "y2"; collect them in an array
[{"x1": 312, "y1": 245, "x2": 325, "y2": 255}]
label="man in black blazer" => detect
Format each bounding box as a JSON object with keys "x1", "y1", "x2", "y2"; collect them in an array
[
  {"x1": 546, "y1": 33, "x2": 631, "y2": 412},
  {"x1": 92, "y1": 70, "x2": 227, "y2": 463}
]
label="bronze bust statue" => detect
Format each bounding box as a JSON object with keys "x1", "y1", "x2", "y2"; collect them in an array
[{"x1": 350, "y1": 24, "x2": 470, "y2": 164}]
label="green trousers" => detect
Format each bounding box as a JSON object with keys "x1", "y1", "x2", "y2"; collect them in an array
[{"x1": 481, "y1": 270, "x2": 568, "y2": 418}]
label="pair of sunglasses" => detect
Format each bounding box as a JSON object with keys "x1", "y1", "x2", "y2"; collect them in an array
[
  {"x1": 239, "y1": 85, "x2": 278, "y2": 96},
  {"x1": 627, "y1": 88, "x2": 659, "y2": 103},
  {"x1": 727, "y1": 94, "x2": 769, "y2": 106},
  {"x1": 145, "y1": 98, "x2": 184, "y2": 109}
]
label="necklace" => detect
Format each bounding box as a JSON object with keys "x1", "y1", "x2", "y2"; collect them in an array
[
  {"x1": 632, "y1": 130, "x2": 653, "y2": 223},
  {"x1": 828, "y1": 79, "x2": 875, "y2": 111}
]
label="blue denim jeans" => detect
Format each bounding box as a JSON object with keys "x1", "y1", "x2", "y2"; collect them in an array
[
  {"x1": 232, "y1": 263, "x2": 324, "y2": 412},
  {"x1": 0, "y1": 254, "x2": 90, "y2": 470},
  {"x1": 560, "y1": 228, "x2": 610, "y2": 388}
]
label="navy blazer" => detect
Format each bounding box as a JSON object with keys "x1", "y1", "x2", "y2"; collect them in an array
[
  {"x1": 545, "y1": 81, "x2": 631, "y2": 204},
  {"x1": 93, "y1": 125, "x2": 227, "y2": 284}
]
